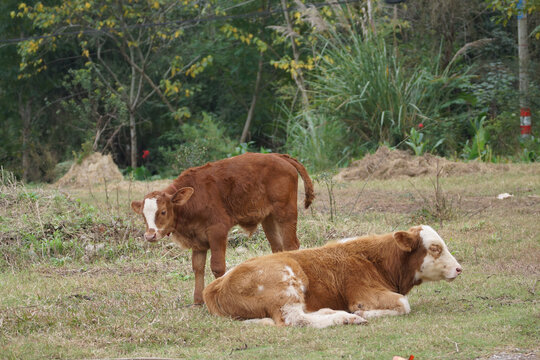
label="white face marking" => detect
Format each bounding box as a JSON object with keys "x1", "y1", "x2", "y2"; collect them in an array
[
  {"x1": 258, "y1": 285, "x2": 264, "y2": 292},
  {"x1": 338, "y1": 237, "x2": 357, "y2": 244},
  {"x1": 415, "y1": 225, "x2": 462, "y2": 282},
  {"x1": 143, "y1": 198, "x2": 159, "y2": 232}
]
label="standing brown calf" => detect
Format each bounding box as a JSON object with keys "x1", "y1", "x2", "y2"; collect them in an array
[{"x1": 131, "y1": 152, "x2": 314, "y2": 304}]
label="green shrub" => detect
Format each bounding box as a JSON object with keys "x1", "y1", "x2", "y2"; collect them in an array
[
  {"x1": 123, "y1": 166, "x2": 153, "y2": 181},
  {"x1": 154, "y1": 112, "x2": 236, "y2": 177},
  {"x1": 404, "y1": 127, "x2": 444, "y2": 156},
  {"x1": 461, "y1": 115, "x2": 493, "y2": 162},
  {"x1": 518, "y1": 137, "x2": 540, "y2": 163}
]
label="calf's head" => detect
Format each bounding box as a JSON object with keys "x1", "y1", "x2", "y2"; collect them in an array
[
  {"x1": 394, "y1": 225, "x2": 462, "y2": 282},
  {"x1": 130, "y1": 187, "x2": 194, "y2": 242}
]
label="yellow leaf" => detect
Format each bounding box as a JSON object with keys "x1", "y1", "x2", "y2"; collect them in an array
[
  {"x1": 153, "y1": 1, "x2": 159, "y2": 9},
  {"x1": 85, "y1": 2, "x2": 91, "y2": 9}
]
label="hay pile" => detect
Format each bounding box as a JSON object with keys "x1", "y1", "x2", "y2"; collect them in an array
[
  {"x1": 335, "y1": 146, "x2": 509, "y2": 181},
  {"x1": 56, "y1": 153, "x2": 124, "y2": 187}
]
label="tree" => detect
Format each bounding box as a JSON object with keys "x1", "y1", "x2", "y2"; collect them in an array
[
  {"x1": 1, "y1": 0, "x2": 71, "y2": 181},
  {"x1": 15, "y1": 0, "x2": 214, "y2": 167}
]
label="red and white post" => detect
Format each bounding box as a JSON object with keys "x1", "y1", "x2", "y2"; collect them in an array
[{"x1": 520, "y1": 108, "x2": 532, "y2": 138}]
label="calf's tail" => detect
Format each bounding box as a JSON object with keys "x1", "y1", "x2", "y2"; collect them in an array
[{"x1": 276, "y1": 154, "x2": 315, "y2": 209}]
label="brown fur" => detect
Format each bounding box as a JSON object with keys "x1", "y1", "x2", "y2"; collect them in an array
[
  {"x1": 131, "y1": 153, "x2": 314, "y2": 304},
  {"x1": 203, "y1": 227, "x2": 437, "y2": 326}
]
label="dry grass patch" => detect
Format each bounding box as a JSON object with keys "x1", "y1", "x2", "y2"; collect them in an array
[{"x1": 1, "y1": 163, "x2": 539, "y2": 359}]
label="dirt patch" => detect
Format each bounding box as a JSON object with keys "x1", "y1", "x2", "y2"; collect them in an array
[
  {"x1": 477, "y1": 351, "x2": 538, "y2": 360},
  {"x1": 55, "y1": 153, "x2": 124, "y2": 187},
  {"x1": 335, "y1": 146, "x2": 510, "y2": 181}
]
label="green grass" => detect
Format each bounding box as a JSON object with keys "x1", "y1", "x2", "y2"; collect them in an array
[{"x1": 1, "y1": 164, "x2": 539, "y2": 359}]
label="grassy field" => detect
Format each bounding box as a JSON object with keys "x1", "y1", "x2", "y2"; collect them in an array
[{"x1": 0, "y1": 165, "x2": 539, "y2": 360}]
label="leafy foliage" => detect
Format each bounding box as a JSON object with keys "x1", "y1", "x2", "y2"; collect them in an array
[
  {"x1": 1, "y1": 0, "x2": 539, "y2": 181},
  {"x1": 461, "y1": 115, "x2": 494, "y2": 161},
  {"x1": 405, "y1": 127, "x2": 445, "y2": 156},
  {"x1": 154, "y1": 112, "x2": 236, "y2": 177}
]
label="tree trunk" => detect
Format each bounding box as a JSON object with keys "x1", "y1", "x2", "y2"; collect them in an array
[
  {"x1": 280, "y1": 0, "x2": 309, "y2": 110},
  {"x1": 129, "y1": 110, "x2": 137, "y2": 167},
  {"x1": 518, "y1": 8, "x2": 529, "y2": 105},
  {"x1": 240, "y1": 53, "x2": 264, "y2": 144},
  {"x1": 18, "y1": 93, "x2": 32, "y2": 182},
  {"x1": 367, "y1": 0, "x2": 376, "y2": 35},
  {"x1": 129, "y1": 47, "x2": 138, "y2": 168},
  {"x1": 518, "y1": 3, "x2": 531, "y2": 138}
]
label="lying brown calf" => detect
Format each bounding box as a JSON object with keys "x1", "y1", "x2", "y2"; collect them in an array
[
  {"x1": 203, "y1": 225, "x2": 462, "y2": 328},
  {"x1": 131, "y1": 153, "x2": 314, "y2": 304}
]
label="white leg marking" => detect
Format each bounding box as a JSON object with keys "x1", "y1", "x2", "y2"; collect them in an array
[
  {"x1": 399, "y1": 297, "x2": 411, "y2": 314},
  {"x1": 360, "y1": 309, "x2": 401, "y2": 319},
  {"x1": 359, "y1": 298, "x2": 409, "y2": 319},
  {"x1": 143, "y1": 198, "x2": 158, "y2": 231},
  {"x1": 244, "y1": 318, "x2": 275, "y2": 326},
  {"x1": 282, "y1": 304, "x2": 366, "y2": 328}
]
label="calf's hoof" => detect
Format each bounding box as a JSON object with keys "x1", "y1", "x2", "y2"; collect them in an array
[{"x1": 189, "y1": 302, "x2": 204, "y2": 308}]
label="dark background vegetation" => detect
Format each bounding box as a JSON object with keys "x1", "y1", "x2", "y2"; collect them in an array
[{"x1": 1, "y1": 0, "x2": 539, "y2": 181}]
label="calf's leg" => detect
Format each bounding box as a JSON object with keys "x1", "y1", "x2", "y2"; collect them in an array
[
  {"x1": 207, "y1": 225, "x2": 228, "y2": 278},
  {"x1": 262, "y1": 214, "x2": 284, "y2": 252},
  {"x1": 265, "y1": 207, "x2": 300, "y2": 252},
  {"x1": 192, "y1": 250, "x2": 207, "y2": 305},
  {"x1": 280, "y1": 304, "x2": 366, "y2": 328},
  {"x1": 348, "y1": 290, "x2": 411, "y2": 319}
]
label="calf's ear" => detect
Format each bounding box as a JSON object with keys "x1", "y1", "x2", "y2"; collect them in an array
[
  {"x1": 131, "y1": 200, "x2": 143, "y2": 214},
  {"x1": 172, "y1": 187, "x2": 194, "y2": 206},
  {"x1": 393, "y1": 231, "x2": 417, "y2": 252}
]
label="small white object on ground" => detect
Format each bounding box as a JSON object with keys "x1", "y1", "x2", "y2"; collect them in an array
[{"x1": 497, "y1": 193, "x2": 514, "y2": 200}]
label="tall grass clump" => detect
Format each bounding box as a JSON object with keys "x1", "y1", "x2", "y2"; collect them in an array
[
  {"x1": 299, "y1": 31, "x2": 472, "y2": 158},
  {"x1": 283, "y1": 110, "x2": 350, "y2": 172}
]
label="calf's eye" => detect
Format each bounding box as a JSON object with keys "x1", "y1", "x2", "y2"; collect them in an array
[{"x1": 161, "y1": 210, "x2": 166, "y2": 215}]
